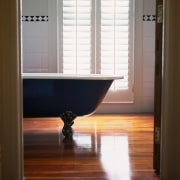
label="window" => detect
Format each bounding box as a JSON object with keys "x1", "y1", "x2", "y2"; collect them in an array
[
  {"x1": 61, "y1": 0, "x2": 92, "y2": 74},
  {"x1": 100, "y1": 0, "x2": 133, "y2": 91},
  {"x1": 22, "y1": 0, "x2": 134, "y2": 102},
  {"x1": 58, "y1": 0, "x2": 134, "y2": 102}
]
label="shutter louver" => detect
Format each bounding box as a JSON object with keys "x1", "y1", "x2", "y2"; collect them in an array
[
  {"x1": 60, "y1": 0, "x2": 134, "y2": 102},
  {"x1": 100, "y1": 0, "x2": 130, "y2": 89},
  {"x1": 63, "y1": 0, "x2": 91, "y2": 74}
]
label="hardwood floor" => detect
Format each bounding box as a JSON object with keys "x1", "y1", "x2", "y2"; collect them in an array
[{"x1": 23, "y1": 114, "x2": 160, "y2": 180}]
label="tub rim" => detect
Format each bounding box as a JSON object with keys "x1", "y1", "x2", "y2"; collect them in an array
[{"x1": 22, "y1": 73, "x2": 123, "y2": 80}]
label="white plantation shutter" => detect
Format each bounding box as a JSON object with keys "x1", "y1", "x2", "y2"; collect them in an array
[
  {"x1": 100, "y1": 0, "x2": 132, "y2": 90},
  {"x1": 62, "y1": 0, "x2": 91, "y2": 74},
  {"x1": 58, "y1": 0, "x2": 134, "y2": 102}
]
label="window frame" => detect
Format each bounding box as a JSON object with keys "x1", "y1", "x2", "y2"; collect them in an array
[{"x1": 57, "y1": 0, "x2": 135, "y2": 103}]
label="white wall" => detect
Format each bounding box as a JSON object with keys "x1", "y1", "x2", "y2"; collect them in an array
[
  {"x1": 22, "y1": 0, "x2": 156, "y2": 113},
  {"x1": 22, "y1": 21, "x2": 49, "y2": 72},
  {"x1": 22, "y1": 0, "x2": 57, "y2": 73},
  {"x1": 142, "y1": 0, "x2": 156, "y2": 112},
  {"x1": 22, "y1": 0, "x2": 48, "y2": 15},
  {"x1": 22, "y1": 0, "x2": 49, "y2": 72}
]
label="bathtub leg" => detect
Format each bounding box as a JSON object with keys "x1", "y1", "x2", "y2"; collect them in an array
[{"x1": 60, "y1": 111, "x2": 77, "y2": 137}]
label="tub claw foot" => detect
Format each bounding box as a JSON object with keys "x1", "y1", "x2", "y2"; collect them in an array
[{"x1": 60, "y1": 111, "x2": 77, "y2": 137}]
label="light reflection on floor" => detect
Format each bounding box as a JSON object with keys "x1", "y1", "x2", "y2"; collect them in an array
[
  {"x1": 100, "y1": 136, "x2": 130, "y2": 180},
  {"x1": 24, "y1": 115, "x2": 158, "y2": 179},
  {"x1": 72, "y1": 132, "x2": 130, "y2": 180}
]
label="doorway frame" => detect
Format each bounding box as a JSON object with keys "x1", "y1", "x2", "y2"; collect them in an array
[
  {"x1": 3, "y1": 0, "x2": 178, "y2": 179},
  {"x1": 0, "y1": 0, "x2": 23, "y2": 179}
]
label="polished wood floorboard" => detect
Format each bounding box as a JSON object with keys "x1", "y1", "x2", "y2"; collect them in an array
[{"x1": 24, "y1": 114, "x2": 160, "y2": 180}]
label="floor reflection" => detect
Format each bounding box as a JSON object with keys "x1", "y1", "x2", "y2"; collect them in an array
[
  {"x1": 24, "y1": 115, "x2": 157, "y2": 180},
  {"x1": 65, "y1": 131, "x2": 131, "y2": 180},
  {"x1": 100, "y1": 136, "x2": 130, "y2": 180}
]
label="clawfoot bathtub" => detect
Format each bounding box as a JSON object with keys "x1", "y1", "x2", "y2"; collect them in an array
[{"x1": 23, "y1": 73, "x2": 122, "y2": 137}]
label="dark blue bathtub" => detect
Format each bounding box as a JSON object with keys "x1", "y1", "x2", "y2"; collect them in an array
[{"x1": 23, "y1": 73, "x2": 122, "y2": 136}]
